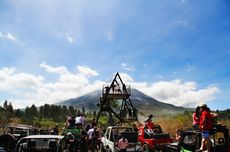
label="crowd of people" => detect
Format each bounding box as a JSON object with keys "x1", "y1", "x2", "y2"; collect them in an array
[
  {"x1": 47, "y1": 103, "x2": 218, "y2": 152},
  {"x1": 63, "y1": 113, "x2": 134, "y2": 152},
  {"x1": 63, "y1": 114, "x2": 101, "y2": 152}
]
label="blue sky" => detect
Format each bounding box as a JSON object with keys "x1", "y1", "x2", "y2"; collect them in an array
[{"x1": 0, "y1": 0, "x2": 230, "y2": 110}]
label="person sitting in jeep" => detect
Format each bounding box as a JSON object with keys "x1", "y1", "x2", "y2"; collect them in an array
[
  {"x1": 117, "y1": 135, "x2": 128, "y2": 152},
  {"x1": 145, "y1": 114, "x2": 154, "y2": 130},
  {"x1": 66, "y1": 115, "x2": 76, "y2": 128}
]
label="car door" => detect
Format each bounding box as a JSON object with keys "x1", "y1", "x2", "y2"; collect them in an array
[{"x1": 105, "y1": 128, "x2": 115, "y2": 151}]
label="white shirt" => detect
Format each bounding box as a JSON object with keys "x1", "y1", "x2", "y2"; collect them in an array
[
  {"x1": 87, "y1": 128, "x2": 95, "y2": 139},
  {"x1": 75, "y1": 116, "x2": 84, "y2": 125}
]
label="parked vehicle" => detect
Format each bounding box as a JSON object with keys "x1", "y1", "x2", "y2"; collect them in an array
[
  {"x1": 100, "y1": 126, "x2": 140, "y2": 152},
  {"x1": 0, "y1": 124, "x2": 37, "y2": 140},
  {"x1": 165, "y1": 124, "x2": 230, "y2": 152},
  {"x1": 138, "y1": 124, "x2": 173, "y2": 151},
  {"x1": 0, "y1": 124, "x2": 37, "y2": 152},
  {"x1": 14, "y1": 135, "x2": 67, "y2": 152},
  {"x1": 62, "y1": 127, "x2": 83, "y2": 152}
]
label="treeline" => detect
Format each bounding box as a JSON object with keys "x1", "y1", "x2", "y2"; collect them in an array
[
  {"x1": 0, "y1": 100, "x2": 97, "y2": 125},
  {"x1": 216, "y1": 109, "x2": 230, "y2": 120}
]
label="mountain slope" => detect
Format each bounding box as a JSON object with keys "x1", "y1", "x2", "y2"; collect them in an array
[{"x1": 57, "y1": 89, "x2": 187, "y2": 114}]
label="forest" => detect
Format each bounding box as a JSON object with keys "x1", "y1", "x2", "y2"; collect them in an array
[{"x1": 1, "y1": 100, "x2": 230, "y2": 138}]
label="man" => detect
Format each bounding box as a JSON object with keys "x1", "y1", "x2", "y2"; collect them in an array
[
  {"x1": 199, "y1": 104, "x2": 212, "y2": 152},
  {"x1": 75, "y1": 113, "x2": 84, "y2": 127},
  {"x1": 145, "y1": 114, "x2": 154, "y2": 129}
]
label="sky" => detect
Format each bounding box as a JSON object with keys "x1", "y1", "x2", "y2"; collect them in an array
[{"x1": 0, "y1": 0, "x2": 230, "y2": 110}]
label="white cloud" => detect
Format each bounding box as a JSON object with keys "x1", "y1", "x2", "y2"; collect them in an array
[
  {"x1": 0, "y1": 66, "x2": 219, "y2": 109},
  {"x1": 40, "y1": 63, "x2": 69, "y2": 74},
  {"x1": 0, "y1": 32, "x2": 18, "y2": 42},
  {"x1": 0, "y1": 67, "x2": 43, "y2": 91},
  {"x1": 67, "y1": 36, "x2": 74, "y2": 43},
  {"x1": 77, "y1": 65, "x2": 98, "y2": 77},
  {"x1": 121, "y1": 63, "x2": 135, "y2": 71},
  {"x1": 0, "y1": 64, "x2": 101, "y2": 109},
  {"x1": 130, "y1": 79, "x2": 219, "y2": 107}
]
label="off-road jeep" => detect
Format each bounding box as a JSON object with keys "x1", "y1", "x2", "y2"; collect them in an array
[{"x1": 165, "y1": 124, "x2": 230, "y2": 152}]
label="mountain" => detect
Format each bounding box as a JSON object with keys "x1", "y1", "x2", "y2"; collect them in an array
[{"x1": 56, "y1": 89, "x2": 188, "y2": 115}]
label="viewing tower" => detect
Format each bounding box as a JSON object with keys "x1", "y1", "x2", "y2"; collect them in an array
[{"x1": 96, "y1": 72, "x2": 138, "y2": 125}]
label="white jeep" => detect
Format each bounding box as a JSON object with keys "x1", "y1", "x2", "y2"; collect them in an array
[{"x1": 100, "y1": 126, "x2": 141, "y2": 152}]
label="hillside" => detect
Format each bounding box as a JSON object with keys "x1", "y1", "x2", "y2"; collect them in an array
[{"x1": 56, "y1": 89, "x2": 188, "y2": 115}]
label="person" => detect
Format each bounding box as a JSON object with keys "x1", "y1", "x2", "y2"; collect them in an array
[
  {"x1": 145, "y1": 114, "x2": 154, "y2": 130},
  {"x1": 175, "y1": 128, "x2": 182, "y2": 141},
  {"x1": 53, "y1": 124, "x2": 59, "y2": 135},
  {"x1": 66, "y1": 115, "x2": 75, "y2": 128},
  {"x1": 193, "y1": 106, "x2": 200, "y2": 130},
  {"x1": 80, "y1": 113, "x2": 85, "y2": 125},
  {"x1": 198, "y1": 104, "x2": 213, "y2": 152},
  {"x1": 85, "y1": 123, "x2": 92, "y2": 133},
  {"x1": 87, "y1": 126, "x2": 97, "y2": 140},
  {"x1": 79, "y1": 130, "x2": 88, "y2": 152},
  {"x1": 117, "y1": 135, "x2": 128, "y2": 152},
  {"x1": 65, "y1": 132, "x2": 75, "y2": 152},
  {"x1": 122, "y1": 84, "x2": 127, "y2": 94},
  {"x1": 87, "y1": 126, "x2": 98, "y2": 151},
  {"x1": 75, "y1": 113, "x2": 84, "y2": 127},
  {"x1": 91, "y1": 118, "x2": 97, "y2": 127}
]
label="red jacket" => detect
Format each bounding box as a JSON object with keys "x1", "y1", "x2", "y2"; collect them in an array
[{"x1": 200, "y1": 110, "x2": 212, "y2": 131}]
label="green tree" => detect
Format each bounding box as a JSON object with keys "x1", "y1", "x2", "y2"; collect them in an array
[
  {"x1": 62, "y1": 105, "x2": 68, "y2": 115},
  {"x1": 44, "y1": 104, "x2": 51, "y2": 118},
  {"x1": 6, "y1": 102, "x2": 14, "y2": 118},
  {"x1": 15, "y1": 109, "x2": 22, "y2": 118},
  {"x1": 82, "y1": 106, "x2": 86, "y2": 114},
  {"x1": 25, "y1": 106, "x2": 32, "y2": 122},
  {"x1": 69, "y1": 106, "x2": 75, "y2": 116},
  {"x1": 3, "y1": 100, "x2": 8, "y2": 109},
  {"x1": 30, "y1": 104, "x2": 38, "y2": 118}
]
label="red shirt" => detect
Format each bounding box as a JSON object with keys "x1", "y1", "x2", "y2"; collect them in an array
[
  {"x1": 145, "y1": 120, "x2": 154, "y2": 129},
  {"x1": 200, "y1": 110, "x2": 212, "y2": 131}
]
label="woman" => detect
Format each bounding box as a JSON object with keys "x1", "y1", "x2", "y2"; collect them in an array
[{"x1": 193, "y1": 106, "x2": 200, "y2": 129}]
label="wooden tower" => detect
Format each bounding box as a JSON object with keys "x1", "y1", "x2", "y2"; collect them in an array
[{"x1": 96, "y1": 72, "x2": 138, "y2": 125}]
